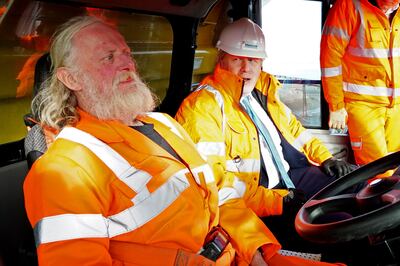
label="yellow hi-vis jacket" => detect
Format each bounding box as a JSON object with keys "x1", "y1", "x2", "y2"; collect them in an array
[
  {"x1": 24, "y1": 110, "x2": 243, "y2": 266},
  {"x1": 176, "y1": 66, "x2": 333, "y2": 219},
  {"x1": 321, "y1": 0, "x2": 400, "y2": 111}
]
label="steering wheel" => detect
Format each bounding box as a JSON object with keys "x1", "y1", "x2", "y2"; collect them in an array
[{"x1": 295, "y1": 150, "x2": 400, "y2": 244}]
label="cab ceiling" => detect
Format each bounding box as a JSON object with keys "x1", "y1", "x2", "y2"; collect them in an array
[{"x1": 50, "y1": 0, "x2": 221, "y2": 18}]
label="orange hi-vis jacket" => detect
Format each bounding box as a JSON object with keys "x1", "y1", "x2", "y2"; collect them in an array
[
  {"x1": 176, "y1": 66, "x2": 334, "y2": 263},
  {"x1": 321, "y1": 0, "x2": 400, "y2": 112},
  {"x1": 24, "y1": 110, "x2": 237, "y2": 266}
]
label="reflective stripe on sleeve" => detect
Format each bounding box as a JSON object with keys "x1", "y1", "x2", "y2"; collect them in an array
[
  {"x1": 218, "y1": 187, "x2": 241, "y2": 206},
  {"x1": 321, "y1": 66, "x2": 342, "y2": 77},
  {"x1": 107, "y1": 171, "x2": 189, "y2": 237},
  {"x1": 347, "y1": 47, "x2": 391, "y2": 58},
  {"x1": 322, "y1": 26, "x2": 350, "y2": 41},
  {"x1": 292, "y1": 130, "x2": 313, "y2": 150},
  {"x1": 343, "y1": 82, "x2": 400, "y2": 97},
  {"x1": 226, "y1": 158, "x2": 260, "y2": 173},
  {"x1": 34, "y1": 214, "x2": 108, "y2": 247},
  {"x1": 196, "y1": 141, "x2": 225, "y2": 157},
  {"x1": 351, "y1": 141, "x2": 362, "y2": 148},
  {"x1": 283, "y1": 103, "x2": 292, "y2": 120},
  {"x1": 233, "y1": 177, "x2": 246, "y2": 197},
  {"x1": 196, "y1": 85, "x2": 226, "y2": 135}
]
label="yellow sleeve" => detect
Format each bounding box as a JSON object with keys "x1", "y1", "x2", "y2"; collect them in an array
[
  {"x1": 176, "y1": 90, "x2": 282, "y2": 263},
  {"x1": 287, "y1": 109, "x2": 332, "y2": 164}
]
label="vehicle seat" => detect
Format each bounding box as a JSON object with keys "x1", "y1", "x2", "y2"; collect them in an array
[
  {"x1": 24, "y1": 53, "x2": 51, "y2": 169},
  {"x1": 0, "y1": 161, "x2": 37, "y2": 265}
]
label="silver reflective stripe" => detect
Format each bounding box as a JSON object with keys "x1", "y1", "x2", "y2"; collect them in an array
[
  {"x1": 348, "y1": 47, "x2": 400, "y2": 58},
  {"x1": 352, "y1": 0, "x2": 400, "y2": 58},
  {"x1": 351, "y1": 141, "x2": 362, "y2": 148},
  {"x1": 38, "y1": 127, "x2": 191, "y2": 245},
  {"x1": 191, "y1": 164, "x2": 215, "y2": 184},
  {"x1": 392, "y1": 48, "x2": 400, "y2": 57},
  {"x1": 146, "y1": 112, "x2": 183, "y2": 139},
  {"x1": 34, "y1": 169, "x2": 190, "y2": 245},
  {"x1": 233, "y1": 177, "x2": 246, "y2": 197},
  {"x1": 347, "y1": 46, "x2": 390, "y2": 58},
  {"x1": 292, "y1": 130, "x2": 313, "y2": 151},
  {"x1": 108, "y1": 170, "x2": 190, "y2": 237},
  {"x1": 343, "y1": 82, "x2": 400, "y2": 97},
  {"x1": 353, "y1": 0, "x2": 366, "y2": 48},
  {"x1": 218, "y1": 187, "x2": 241, "y2": 206},
  {"x1": 321, "y1": 66, "x2": 342, "y2": 77},
  {"x1": 57, "y1": 127, "x2": 151, "y2": 194},
  {"x1": 196, "y1": 141, "x2": 225, "y2": 156},
  {"x1": 196, "y1": 85, "x2": 226, "y2": 135},
  {"x1": 226, "y1": 158, "x2": 260, "y2": 173},
  {"x1": 283, "y1": 103, "x2": 292, "y2": 120},
  {"x1": 322, "y1": 26, "x2": 350, "y2": 41},
  {"x1": 34, "y1": 214, "x2": 108, "y2": 247}
]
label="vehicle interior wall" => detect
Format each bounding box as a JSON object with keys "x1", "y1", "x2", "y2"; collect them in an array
[
  {"x1": 0, "y1": 1, "x2": 173, "y2": 144},
  {"x1": 0, "y1": 0, "x2": 230, "y2": 146}
]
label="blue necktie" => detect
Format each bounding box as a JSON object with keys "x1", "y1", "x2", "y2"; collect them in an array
[{"x1": 241, "y1": 95, "x2": 295, "y2": 189}]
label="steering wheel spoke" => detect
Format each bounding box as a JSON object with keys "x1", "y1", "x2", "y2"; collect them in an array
[{"x1": 304, "y1": 194, "x2": 358, "y2": 223}]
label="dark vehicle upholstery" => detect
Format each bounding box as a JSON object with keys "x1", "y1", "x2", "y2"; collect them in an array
[{"x1": 0, "y1": 161, "x2": 37, "y2": 266}]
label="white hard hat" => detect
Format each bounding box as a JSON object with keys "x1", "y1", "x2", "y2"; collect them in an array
[{"x1": 216, "y1": 17, "x2": 267, "y2": 59}]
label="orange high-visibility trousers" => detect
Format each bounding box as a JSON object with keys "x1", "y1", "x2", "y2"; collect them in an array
[{"x1": 346, "y1": 101, "x2": 400, "y2": 177}]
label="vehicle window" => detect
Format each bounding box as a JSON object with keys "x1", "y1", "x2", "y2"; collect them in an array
[
  {"x1": 261, "y1": 0, "x2": 322, "y2": 128},
  {"x1": 192, "y1": 1, "x2": 228, "y2": 89},
  {"x1": 0, "y1": 1, "x2": 172, "y2": 144}
]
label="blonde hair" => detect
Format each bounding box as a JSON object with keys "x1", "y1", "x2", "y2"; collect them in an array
[{"x1": 32, "y1": 16, "x2": 103, "y2": 130}]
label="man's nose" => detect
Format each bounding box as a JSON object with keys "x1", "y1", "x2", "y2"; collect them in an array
[
  {"x1": 241, "y1": 59, "x2": 250, "y2": 71},
  {"x1": 118, "y1": 53, "x2": 136, "y2": 71}
]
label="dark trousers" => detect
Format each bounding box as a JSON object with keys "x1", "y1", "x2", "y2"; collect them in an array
[
  {"x1": 289, "y1": 165, "x2": 336, "y2": 199},
  {"x1": 263, "y1": 164, "x2": 334, "y2": 251}
]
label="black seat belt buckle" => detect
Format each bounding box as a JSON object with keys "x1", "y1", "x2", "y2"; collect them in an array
[{"x1": 200, "y1": 226, "x2": 230, "y2": 261}]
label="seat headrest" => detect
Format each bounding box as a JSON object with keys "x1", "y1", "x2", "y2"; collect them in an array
[{"x1": 33, "y1": 53, "x2": 51, "y2": 98}]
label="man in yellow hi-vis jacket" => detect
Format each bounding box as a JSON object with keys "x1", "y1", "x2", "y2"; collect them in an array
[
  {"x1": 176, "y1": 18, "x2": 354, "y2": 255},
  {"x1": 321, "y1": 0, "x2": 400, "y2": 177},
  {"x1": 24, "y1": 16, "x2": 345, "y2": 266}
]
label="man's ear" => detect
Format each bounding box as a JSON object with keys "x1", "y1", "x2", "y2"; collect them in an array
[{"x1": 56, "y1": 67, "x2": 81, "y2": 91}]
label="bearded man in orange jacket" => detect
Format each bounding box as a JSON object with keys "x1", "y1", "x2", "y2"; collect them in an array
[{"x1": 24, "y1": 15, "x2": 345, "y2": 266}]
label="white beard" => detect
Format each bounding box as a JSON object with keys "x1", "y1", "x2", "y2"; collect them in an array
[{"x1": 77, "y1": 71, "x2": 157, "y2": 123}]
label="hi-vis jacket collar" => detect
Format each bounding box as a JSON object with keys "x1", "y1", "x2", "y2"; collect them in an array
[
  {"x1": 201, "y1": 64, "x2": 280, "y2": 104},
  {"x1": 75, "y1": 109, "x2": 187, "y2": 161}
]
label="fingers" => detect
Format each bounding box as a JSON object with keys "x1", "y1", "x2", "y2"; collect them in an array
[
  {"x1": 328, "y1": 118, "x2": 333, "y2": 128},
  {"x1": 330, "y1": 120, "x2": 347, "y2": 129},
  {"x1": 342, "y1": 162, "x2": 353, "y2": 176},
  {"x1": 334, "y1": 161, "x2": 353, "y2": 177},
  {"x1": 336, "y1": 164, "x2": 344, "y2": 177},
  {"x1": 324, "y1": 165, "x2": 334, "y2": 176},
  {"x1": 329, "y1": 109, "x2": 348, "y2": 129}
]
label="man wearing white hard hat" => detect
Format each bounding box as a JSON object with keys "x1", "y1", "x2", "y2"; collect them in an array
[{"x1": 176, "y1": 17, "x2": 355, "y2": 258}]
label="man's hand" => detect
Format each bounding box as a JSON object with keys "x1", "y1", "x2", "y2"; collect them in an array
[
  {"x1": 251, "y1": 250, "x2": 268, "y2": 266},
  {"x1": 322, "y1": 157, "x2": 353, "y2": 178},
  {"x1": 329, "y1": 108, "x2": 347, "y2": 129}
]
